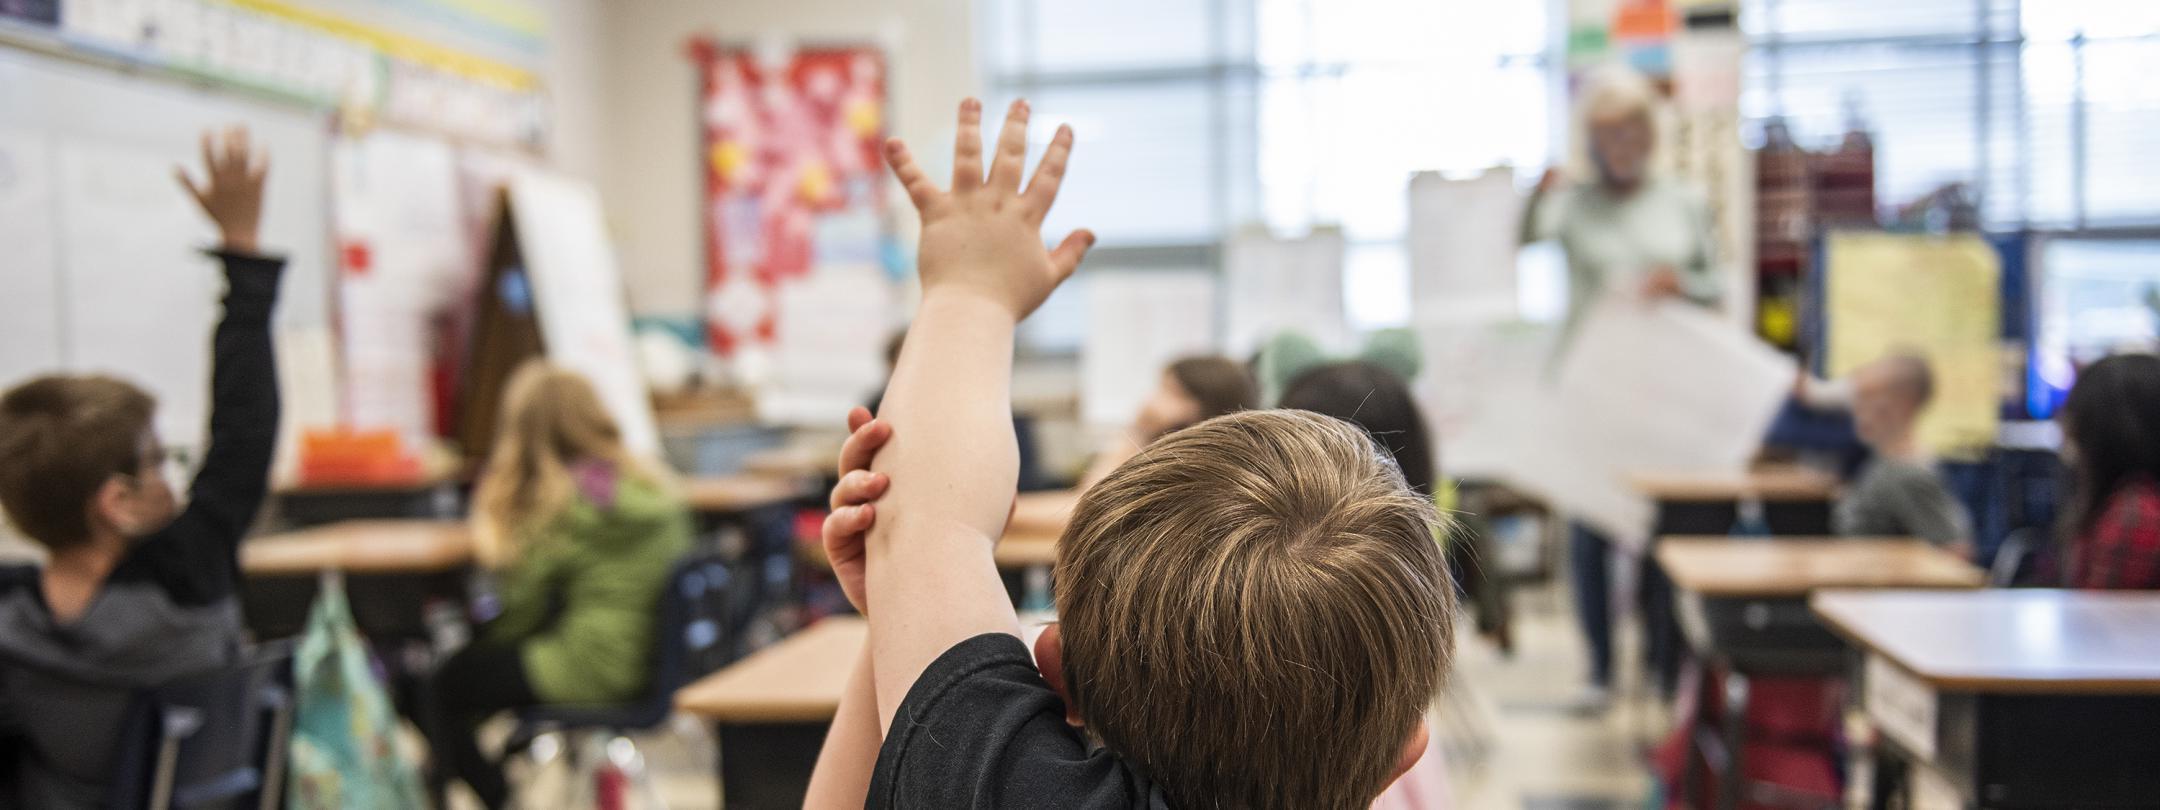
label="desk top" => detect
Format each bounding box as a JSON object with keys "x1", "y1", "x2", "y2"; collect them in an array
[
  {"x1": 683, "y1": 473, "x2": 816, "y2": 514},
  {"x1": 1812, "y1": 589, "x2": 2160, "y2": 694},
  {"x1": 1627, "y1": 465, "x2": 1840, "y2": 502},
  {"x1": 674, "y1": 617, "x2": 867, "y2": 722},
  {"x1": 1658, "y1": 537, "x2": 1983, "y2": 598},
  {"x1": 741, "y1": 443, "x2": 840, "y2": 479},
  {"x1": 1008, "y1": 490, "x2": 1080, "y2": 536},
  {"x1": 241, "y1": 519, "x2": 474, "y2": 576},
  {"x1": 994, "y1": 529, "x2": 1060, "y2": 569}
]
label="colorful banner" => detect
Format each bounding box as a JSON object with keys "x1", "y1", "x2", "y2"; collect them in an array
[{"x1": 56, "y1": 0, "x2": 544, "y2": 146}]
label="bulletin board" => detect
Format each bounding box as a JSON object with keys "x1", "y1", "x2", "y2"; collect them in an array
[
  {"x1": 1824, "y1": 231, "x2": 2002, "y2": 455},
  {"x1": 688, "y1": 40, "x2": 896, "y2": 423}
]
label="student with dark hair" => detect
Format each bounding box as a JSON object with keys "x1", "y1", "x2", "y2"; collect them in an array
[
  {"x1": 1278, "y1": 362, "x2": 1435, "y2": 497},
  {"x1": 2057, "y1": 353, "x2": 2160, "y2": 590},
  {"x1": 1278, "y1": 361, "x2": 1511, "y2": 652}
]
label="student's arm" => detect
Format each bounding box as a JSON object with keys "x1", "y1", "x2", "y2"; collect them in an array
[
  {"x1": 804, "y1": 410, "x2": 892, "y2": 807},
  {"x1": 1518, "y1": 168, "x2": 1566, "y2": 246},
  {"x1": 1676, "y1": 189, "x2": 1723, "y2": 307},
  {"x1": 161, "y1": 129, "x2": 282, "y2": 572},
  {"x1": 863, "y1": 99, "x2": 1092, "y2": 726},
  {"x1": 806, "y1": 645, "x2": 881, "y2": 808}
]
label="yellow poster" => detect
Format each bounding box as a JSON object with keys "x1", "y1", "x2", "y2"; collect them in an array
[{"x1": 1825, "y1": 232, "x2": 2002, "y2": 455}]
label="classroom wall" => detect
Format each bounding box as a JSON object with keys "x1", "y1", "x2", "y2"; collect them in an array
[{"x1": 596, "y1": 0, "x2": 979, "y2": 318}]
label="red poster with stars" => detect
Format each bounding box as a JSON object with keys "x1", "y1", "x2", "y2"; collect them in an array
[{"x1": 690, "y1": 41, "x2": 888, "y2": 357}]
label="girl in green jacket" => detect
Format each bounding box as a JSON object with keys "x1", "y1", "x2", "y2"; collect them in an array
[{"x1": 421, "y1": 361, "x2": 691, "y2": 810}]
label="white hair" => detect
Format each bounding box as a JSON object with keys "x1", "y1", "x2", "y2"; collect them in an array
[{"x1": 1578, "y1": 64, "x2": 1660, "y2": 124}]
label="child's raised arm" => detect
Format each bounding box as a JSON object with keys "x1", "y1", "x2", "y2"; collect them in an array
[{"x1": 863, "y1": 98, "x2": 1091, "y2": 726}]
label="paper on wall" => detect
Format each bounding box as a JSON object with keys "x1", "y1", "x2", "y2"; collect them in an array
[
  {"x1": 509, "y1": 172, "x2": 661, "y2": 458},
  {"x1": 760, "y1": 259, "x2": 897, "y2": 426},
  {"x1": 1222, "y1": 225, "x2": 1347, "y2": 358},
  {"x1": 1825, "y1": 232, "x2": 2001, "y2": 455},
  {"x1": 1082, "y1": 271, "x2": 1219, "y2": 427},
  {"x1": 0, "y1": 128, "x2": 61, "y2": 386},
  {"x1": 331, "y1": 132, "x2": 470, "y2": 441},
  {"x1": 1408, "y1": 168, "x2": 1522, "y2": 313}
]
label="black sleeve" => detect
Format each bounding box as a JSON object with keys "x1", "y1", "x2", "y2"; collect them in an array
[
  {"x1": 867, "y1": 634, "x2": 1165, "y2": 810},
  {"x1": 135, "y1": 250, "x2": 284, "y2": 604}
]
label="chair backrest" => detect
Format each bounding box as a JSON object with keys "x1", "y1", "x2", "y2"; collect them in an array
[
  {"x1": 625, "y1": 553, "x2": 735, "y2": 725},
  {"x1": 107, "y1": 640, "x2": 296, "y2": 810}
]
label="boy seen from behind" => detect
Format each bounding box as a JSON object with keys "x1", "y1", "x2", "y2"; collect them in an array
[
  {"x1": 0, "y1": 129, "x2": 284, "y2": 809},
  {"x1": 800, "y1": 98, "x2": 1456, "y2": 809}
]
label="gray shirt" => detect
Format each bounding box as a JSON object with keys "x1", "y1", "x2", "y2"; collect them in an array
[
  {"x1": 1833, "y1": 457, "x2": 1972, "y2": 548},
  {"x1": 1522, "y1": 176, "x2": 1722, "y2": 346}
]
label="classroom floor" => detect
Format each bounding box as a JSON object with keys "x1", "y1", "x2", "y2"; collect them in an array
[{"x1": 459, "y1": 577, "x2": 1662, "y2": 810}]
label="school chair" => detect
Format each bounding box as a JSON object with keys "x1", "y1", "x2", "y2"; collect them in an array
[
  {"x1": 105, "y1": 640, "x2": 298, "y2": 810},
  {"x1": 503, "y1": 553, "x2": 735, "y2": 807}
]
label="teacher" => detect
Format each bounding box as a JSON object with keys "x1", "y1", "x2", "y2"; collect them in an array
[{"x1": 1519, "y1": 65, "x2": 1722, "y2": 710}]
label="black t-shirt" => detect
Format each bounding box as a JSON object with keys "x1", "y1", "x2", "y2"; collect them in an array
[{"x1": 868, "y1": 633, "x2": 1170, "y2": 809}]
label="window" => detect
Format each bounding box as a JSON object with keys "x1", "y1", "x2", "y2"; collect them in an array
[
  {"x1": 1744, "y1": 0, "x2": 2160, "y2": 230},
  {"x1": 982, "y1": 0, "x2": 1563, "y2": 348}
]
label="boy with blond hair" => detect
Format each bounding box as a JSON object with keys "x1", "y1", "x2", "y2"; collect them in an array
[{"x1": 799, "y1": 98, "x2": 1456, "y2": 809}]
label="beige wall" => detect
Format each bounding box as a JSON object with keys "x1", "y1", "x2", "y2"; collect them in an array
[{"x1": 596, "y1": 0, "x2": 979, "y2": 318}]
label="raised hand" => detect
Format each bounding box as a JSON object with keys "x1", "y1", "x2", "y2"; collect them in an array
[
  {"x1": 822, "y1": 406, "x2": 893, "y2": 614},
  {"x1": 883, "y1": 98, "x2": 1094, "y2": 321},
  {"x1": 175, "y1": 127, "x2": 268, "y2": 254}
]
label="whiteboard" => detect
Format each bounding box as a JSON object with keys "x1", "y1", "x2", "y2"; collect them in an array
[
  {"x1": 509, "y1": 172, "x2": 662, "y2": 459},
  {"x1": 0, "y1": 47, "x2": 334, "y2": 465}
]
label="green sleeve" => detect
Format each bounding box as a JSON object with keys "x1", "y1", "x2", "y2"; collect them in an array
[
  {"x1": 1679, "y1": 189, "x2": 1723, "y2": 308},
  {"x1": 484, "y1": 530, "x2": 566, "y2": 644}
]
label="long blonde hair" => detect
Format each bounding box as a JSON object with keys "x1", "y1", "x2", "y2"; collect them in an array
[{"x1": 472, "y1": 361, "x2": 659, "y2": 566}]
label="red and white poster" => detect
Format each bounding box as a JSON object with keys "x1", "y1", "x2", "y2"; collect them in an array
[{"x1": 690, "y1": 41, "x2": 890, "y2": 360}]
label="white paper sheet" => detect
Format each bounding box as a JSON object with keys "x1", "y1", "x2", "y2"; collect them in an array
[
  {"x1": 0, "y1": 128, "x2": 62, "y2": 386},
  {"x1": 1081, "y1": 271, "x2": 1219, "y2": 427},
  {"x1": 1422, "y1": 300, "x2": 1793, "y2": 551},
  {"x1": 1408, "y1": 169, "x2": 1523, "y2": 311},
  {"x1": 1222, "y1": 225, "x2": 1347, "y2": 357},
  {"x1": 510, "y1": 172, "x2": 662, "y2": 458},
  {"x1": 1549, "y1": 299, "x2": 1796, "y2": 547}
]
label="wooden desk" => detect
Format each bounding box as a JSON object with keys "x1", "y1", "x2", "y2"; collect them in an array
[
  {"x1": 241, "y1": 519, "x2": 473, "y2": 576},
  {"x1": 1659, "y1": 539, "x2": 1981, "y2": 810},
  {"x1": 1659, "y1": 537, "x2": 1982, "y2": 598},
  {"x1": 683, "y1": 473, "x2": 816, "y2": 515},
  {"x1": 1812, "y1": 590, "x2": 2160, "y2": 808},
  {"x1": 676, "y1": 618, "x2": 866, "y2": 809},
  {"x1": 1626, "y1": 465, "x2": 1843, "y2": 700},
  {"x1": 239, "y1": 519, "x2": 475, "y2": 643},
  {"x1": 741, "y1": 443, "x2": 839, "y2": 479},
  {"x1": 1628, "y1": 465, "x2": 1842, "y2": 503},
  {"x1": 1007, "y1": 489, "x2": 1079, "y2": 536}
]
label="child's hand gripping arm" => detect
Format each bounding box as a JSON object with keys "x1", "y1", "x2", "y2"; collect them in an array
[
  {"x1": 805, "y1": 408, "x2": 893, "y2": 809},
  {"x1": 864, "y1": 98, "x2": 1093, "y2": 726}
]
